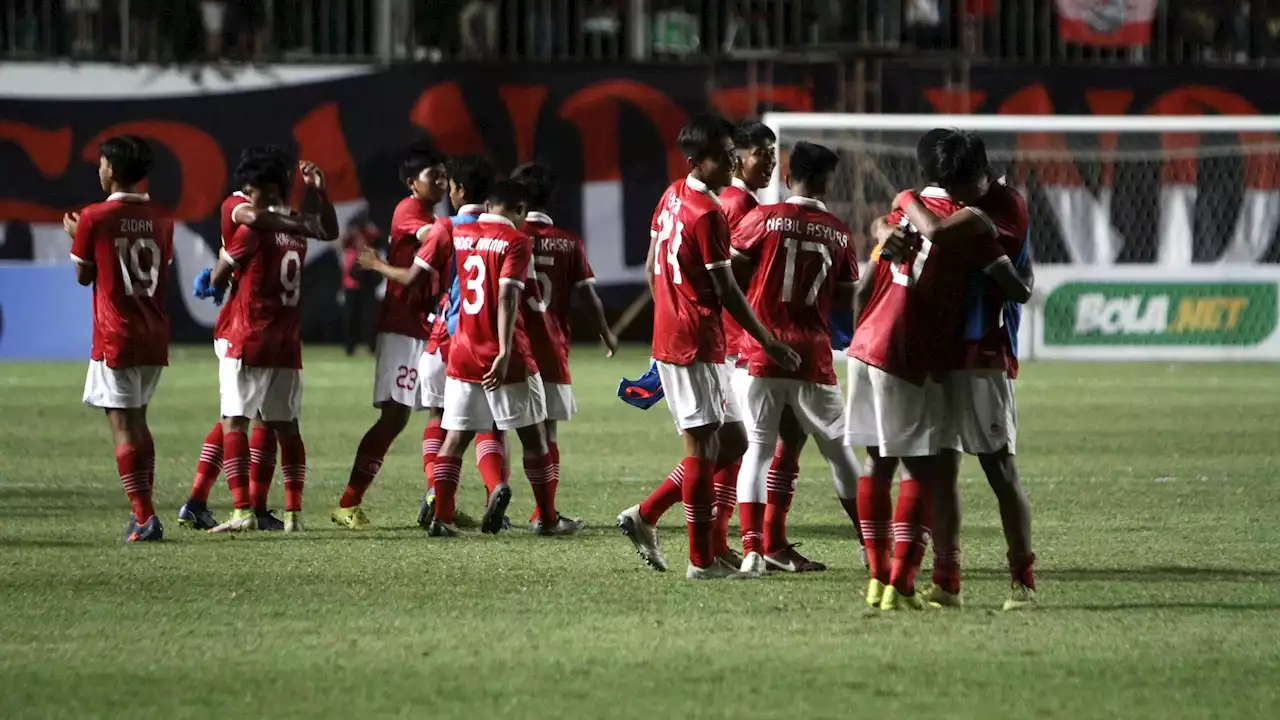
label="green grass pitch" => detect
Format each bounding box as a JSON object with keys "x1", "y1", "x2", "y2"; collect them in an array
[{"x1": 2, "y1": 346, "x2": 1278, "y2": 719}]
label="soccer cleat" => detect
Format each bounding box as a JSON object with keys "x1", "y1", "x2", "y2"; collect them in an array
[
  {"x1": 739, "y1": 551, "x2": 768, "y2": 577},
  {"x1": 208, "y1": 507, "x2": 258, "y2": 533},
  {"x1": 717, "y1": 548, "x2": 743, "y2": 570},
  {"x1": 481, "y1": 484, "x2": 512, "y2": 535},
  {"x1": 686, "y1": 561, "x2": 747, "y2": 580},
  {"x1": 331, "y1": 505, "x2": 372, "y2": 530},
  {"x1": 177, "y1": 501, "x2": 219, "y2": 530},
  {"x1": 1002, "y1": 582, "x2": 1038, "y2": 611},
  {"x1": 126, "y1": 515, "x2": 164, "y2": 543},
  {"x1": 123, "y1": 515, "x2": 139, "y2": 543},
  {"x1": 764, "y1": 544, "x2": 827, "y2": 573},
  {"x1": 923, "y1": 584, "x2": 963, "y2": 609},
  {"x1": 865, "y1": 578, "x2": 887, "y2": 609},
  {"x1": 539, "y1": 513, "x2": 585, "y2": 537},
  {"x1": 417, "y1": 494, "x2": 435, "y2": 529},
  {"x1": 427, "y1": 518, "x2": 458, "y2": 537},
  {"x1": 283, "y1": 511, "x2": 304, "y2": 532},
  {"x1": 616, "y1": 504, "x2": 666, "y2": 571},
  {"x1": 255, "y1": 509, "x2": 285, "y2": 532},
  {"x1": 879, "y1": 586, "x2": 926, "y2": 612}
]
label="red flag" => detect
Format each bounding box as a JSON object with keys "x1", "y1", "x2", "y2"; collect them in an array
[{"x1": 1056, "y1": 0, "x2": 1158, "y2": 47}]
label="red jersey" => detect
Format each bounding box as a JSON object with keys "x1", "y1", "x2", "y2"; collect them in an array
[
  {"x1": 718, "y1": 179, "x2": 759, "y2": 358},
  {"x1": 649, "y1": 175, "x2": 732, "y2": 366},
  {"x1": 220, "y1": 222, "x2": 308, "y2": 369},
  {"x1": 521, "y1": 212, "x2": 592, "y2": 384},
  {"x1": 214, "y1": 192, "x2": 252, "y2": 339},
  {"x1": 849, "y1": 188, "x2": 1010, "y2": 384},
  {"x1": 731, "y1": 197, "x2": 857, "y2": 385},
  {"x1": 378, "y1": 197, "x2": 449, "y2": 340},
  {"x1": 445, "y1": 214, "x2": 539, "y2": 384},
  {"x1": 70, "y1": 193, "x2": 173, "y2": 368}
]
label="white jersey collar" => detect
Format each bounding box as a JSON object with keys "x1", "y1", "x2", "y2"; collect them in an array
[
  {"x1": 526, "y1": 211, "x2": 554, "y2": 225},
  {"x1": 731, "y1": 176, "x2": 760, "y2": 201},
  {"x1": 919, "y1": 186, "x2": 951, "y2": 200},
  {"x1": 458, "y1": 203, "x2": 485, "y2": 216},
  {"x1": 685, "y1": 174, "x2": 722, "y2": 206},
  {"x1": 785, "y1": 196, "x2": 827, "y2": 211},
  {"x1": 478, "y1": 212, "x2": 516, "y2": 228},
  {"x1": 107, "y1": 192, "x2": 150, "y2": 203}
]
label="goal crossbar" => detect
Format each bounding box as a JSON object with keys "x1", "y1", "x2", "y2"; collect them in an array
[{"x1": 762, "y1": 113, "x2": 1280, "y2": 134}]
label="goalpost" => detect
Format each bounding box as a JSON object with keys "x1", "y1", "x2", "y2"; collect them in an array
[{"x1": 764, "y1": 113, "x2": 1280, "y2": 362}]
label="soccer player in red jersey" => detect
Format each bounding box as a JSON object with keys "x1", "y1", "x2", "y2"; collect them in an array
[
  {"x1": 65, "y1": 135, "x2": 174, "y2": 543},
  {"x1": 428, "y1": 180, "x2": 582, "y2": 537},
  {"x1": 616, "y1": 113, "x2": 800, "y2": 579},
  {"x1": 330, "y1": 148, "x2": 453, "y2": 529},
  {"x1": 179, "y1": 146, "x2": 334, "y2": 531},
  {"x1": 510, "y1": 162, "x2": 617, "y2": 531},
  {"x1": 198, "y1": 155, "x2": 336, "y2": 533},
  {"x1": 893, "y1": 130, "x2": 1037, "y2": 611},
  {"x1": 729, "y1": 141, "x2": 865, "y2": 576}
]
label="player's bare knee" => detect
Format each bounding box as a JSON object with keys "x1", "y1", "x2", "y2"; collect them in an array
[
  {"x1": 683, "y1": 423, "x2": 720, "y2": 460},
  {"x1": 515, "y1": 423, "x2": 548, "y2": 457},
  {"x1": 543, "y1": 420, "x2": 558, "y2": 445},
  {"x1": 717, "y1": 421, "x2": 747, "y2": 463},
  {"x1": 378, "y1": 403, "x2": 413, "y2": 435},
  {"x1": 979, "y1": 449, "x2": 1019, "y2": 490},
  {"x1": 268, "y1": 419, "x2": 300, "y2": 438},
  {"x1": 223, "y1": 415, "x2": 252, "y2": 434},
  {"x1": 439, "y1": 430, "x2": 472, "y2": 457}
]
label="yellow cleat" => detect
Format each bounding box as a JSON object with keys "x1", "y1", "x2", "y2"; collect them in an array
[
  {"x1": 1002, "y1": 582, "x2": 1037, "y2": 611},
  {"x1": 284, "y1": 511, "x2": 304, "y2": 532},
  {"x1": 879, "y1": 585, "x2": 926, "y2": 611},
  {"x1": 330, "y1": 506, "x2": 371, "y2": 530},
  {"x1": 865, "y1": 578, "x2": 887, "y2": 609},
  {"x1": 923, "y1": 584, "x2": 963, "y2": 609}
]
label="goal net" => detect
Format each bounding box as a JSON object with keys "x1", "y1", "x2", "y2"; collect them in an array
[{"x1": 764, "y1": 114, "x2": 1280, "y2": 361}]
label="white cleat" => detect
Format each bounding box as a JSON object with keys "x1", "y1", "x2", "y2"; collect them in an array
[
  {"x1": 617, "y1": 504, "x2": 667, "y2": 572},
  {"x1": 687, "y1": 558, "x2": 753, "y2": 580},
  {"x1": 283, "y1": 511, "x2": 304, "y2": 533},
  {"x1": 208, "y1": 508, "x2": 257, "y2": 534},
  {"x1": 738, "y1": 551, "x2": 768, "y2": 577}
]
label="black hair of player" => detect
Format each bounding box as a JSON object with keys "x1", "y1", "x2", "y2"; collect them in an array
[
  {"x1": 734, "y1": 120, "x2": 777, "y2": 150},
  {"x1": 240, "y1": 144, "x2": 291, "y2": 165},
  {"x1": 916, "y1": 128, "x2": 952, "y2": 185},
  {"x1": 449, "y1": 155, "x2": 496, "y2": 205},
  {"x1": 486, "y1": 178, "x2": 529, "y2": 211},
  {"x1": 99, "y1": 135, "x2": 153, "y2": 186},
  {"x1": 788, "y1": 141, "x2": 839, "y2": 194},
  {"x1": 400, "y1": 147, "x2": 448, "y2": 183},
  {"x1": 509, "y1": 163, "x2": 556, "y2": 210},
  {"x1": 677, "y1": 113, "x2": 736, "y2": 161},
  {"x1": 931, "y1": 130, "x2": 990, "y2": 188},
  {"x1": 236, "y1": 156, "x2": 291, "y2": 200}
]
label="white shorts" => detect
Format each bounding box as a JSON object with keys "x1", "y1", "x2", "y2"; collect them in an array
[
  {"x1": 740, "y1": 375, "x2": 845, "y2": 445},
  {"x1": 544, "y1": 382, "x2": 577, "y2": 422},
  {"x1": 867, "y1": 365, "x2": 945, "y2": 458},
  {"x1": 441, "y1": 374, "x2": 547, "y2": 432},
  {"x1": 83, "y1": 360, "x2": 162, "y2": 410},
  {"x1": 419, "y1": 349, "x2": 447, "y2": 409},
  {"x1": 843, "y1": 357, "x2": 878, "y2": 448},
  {"x1": 219, "y1": 355, "x2": 303, "y2": 422},
  {"x1": 941, "y1": 370, "x2": 1017, "y2": 455},
  {"x1": 721, "y1": 357, "x2": 744, "y2": 424},
  {"x1": 373, "y1": 333, "x2": 427, "y2": 410},
  {"x1": 656, "y1": 360, "x2": 726, "y2": 431}
]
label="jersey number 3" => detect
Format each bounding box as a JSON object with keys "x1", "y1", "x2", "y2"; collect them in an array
[
  {"x1": 652, "y1": 209, "x2": 684, "y2": 285},
  {"x1": 462, "y1": 254, "x2": 486, "y2": 314}
]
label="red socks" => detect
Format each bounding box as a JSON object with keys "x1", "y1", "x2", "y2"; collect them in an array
[
  {"x1": 857, "y1": 475, "x2": 893, "y2": 583},
  {"x1": 118, "y1": 441, "x2": 155, "y2": 523},
  {"x1": 223, "y1": 430, "x2": 251, "y2": 509},
  {"x1": 524, "y1": 452, "x2": 558, "y2": 524},
  {"x1": 739, "y1": 501, "x2": 765, "y2": 556},
  {"x1": 639, "y1": 464, "x2": 685, "y2": 526},
  {"x1": 764, "y1": 448, "x2": 799, "y2": 552},
  {"x1": 340, "y1": 424, "x2": 397, "y2": 508},
  {"x1": 422, "y1": 422, "x2": 446, "y2": 494},
  {"x1": 531, "y1": 442, "x2": 560, "y2": 522},
  {"x1": 711, "y1": 461, "x2": 739, "y2": 557},
  {"x1": 889, "y1": 476, "x2": 931, "y2": 594},
  {"x1": 189, "y1": 422, "x2": 222, "y2": 504},
  {"x1": 279, "y1": 434, "x2": 306, "y2": 512},
  {"x1": 476, "y1": 432, "x2": 507, "y2": 498},
  {"x1": 1009, "y1": 551, "x2": 1037, "y2": 590},
  {"x1": 679, "y1": 457, "x2": 716, "y2": 568},
  {"x1": 433, "y1": 456, "x2": 463, "y2": 524},
  {"x1": 932, "y1": 543, "x2": 961, "y2": 595},
  {"x1": 248, "y1": 426, "x2": 277, "y2": 511}
]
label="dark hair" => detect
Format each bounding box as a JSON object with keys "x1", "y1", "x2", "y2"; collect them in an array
[
  {"x1": 509, "y1": 163, "x2": 556, "y2": 210},
  {"x1": 734, "y1": 120, "x2": 777, "y2": 150},
  {"x1": 930, "y1": 130, "x2": 989, "y2": 187},
  {"x1": 99, "y1": 135, "x2": 153, "y2": 186},
  {"x1": 235, "y1": 155, "x2": 291, "y2": 197},
  {"x1": 240, "y1": 144, "x2": 290, "y2": 165},
  {"x1": 449, "y1": 155, "x2": 495, "y2": 205},
  {"x1": 400, "y1": 147, "x2": 448, "y2": 183},
  {"x1": 486, "y1": 178, "x2": 529, "y2": 209},
  {"x1": 788, "y1": 141, "x2": 839, "y2": 190},
  {"x1": 915, "y1": 128, "x2": 952, "y2": 184},
  {"x1": 677, "y1": 113, "x2": 735, "y2": 161}
]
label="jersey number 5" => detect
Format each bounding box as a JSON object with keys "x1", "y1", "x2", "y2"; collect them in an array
[
  {"x1": 113, "y1": 237, "x2": 160, "y2": 297},
  {"x1": 652, "y1": 209, "x2": 684, "y2": 285},
  {"x1": 781, "y1": 237, "x2": 831, "y2": 305},
  {"x1": 527, "y1": 256, "x2": 554, "y2": 313}
]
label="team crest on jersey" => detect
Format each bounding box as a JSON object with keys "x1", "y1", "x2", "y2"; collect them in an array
[{"x1": 1082, "y1": 0, "x2": 1126, "y2": 33}]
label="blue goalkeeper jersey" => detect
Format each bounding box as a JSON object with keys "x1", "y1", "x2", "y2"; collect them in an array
[
  {"x1": 442, "y1": 206, "x2": 484, "y2": 337},
  {"x1": 958, "y1": 227, "x2": 1031, "y2": 360}
]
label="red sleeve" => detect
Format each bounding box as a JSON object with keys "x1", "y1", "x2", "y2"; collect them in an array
[
  {"x1": 499, "y1": 232, "x2": 532, "y2": 288},
  {"x1": 223, "y1": 225, "x2": 260, "y2": 266},
  {"x1": 836, "y1": 224, "x2": 858, "y2": 285},
  {"x1": 885, "y1": 208, "x2": 907, "y2": 227},
  {"x1": 730, "y1": 206, "x2": 770, "y2": 260},
  {"x1": 957, "y1": 226, "x2": 1010, "y2": 273},
  {"x1": 71, "y1": 206, "x2": 96, "y2": 265},
  {"x1": 570, "y1": 235, "x2": 595, "y2": 288},
  {"x1": 414, "y1": 220, "x2": 453, "y2": 273},
  {"x1": 696, "y1": 209, "x2": 731, "y2": 270}
]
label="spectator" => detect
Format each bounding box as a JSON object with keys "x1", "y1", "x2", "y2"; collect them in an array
[
  {"x1": 229, "y1": 0, "x2": 269, "y2": 65},
  {"x1": 65, "y1": 0, "x2": 102, "y2": 59},
  {"x1": 459, "y1": 0, "x2": 498, "y2": 56},
  {"x1": 200, "y1": 1, "x2": 228, "y2": 63},
  {"x1": 126, "y1": 0, "x2": 162, "y2": 64},
  {"x1": 340, "y1": 209, "x2": 381, "y2": 356},
  {"x1": 582, "y1": 0, "x2": 624, "y2": 58}
]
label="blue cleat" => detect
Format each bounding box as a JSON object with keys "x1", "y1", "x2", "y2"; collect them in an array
[
  {"x1": 255, "y1": 509, "x2": 285, "y2": 532},
  {"x1": 177, "y1": 501, "x2": 219, "y2": 530},
  {"x1": 126, "y1": 515, "x2": 164, "y2": 543}
]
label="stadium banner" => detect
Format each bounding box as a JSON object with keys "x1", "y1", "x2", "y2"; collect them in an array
[
  {"x1": 1055, "y1": 1, "x2": 1159, "y2": 47},
  {"x1": 1025, "y1": 267, "x2": 1280, "y2": 360},
  {"x1": 0, "y1": 62, "x2": 824, "y2": 345},
  {"x1": 0, "y1": 264, "x2": 93, "y2": 360}
]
